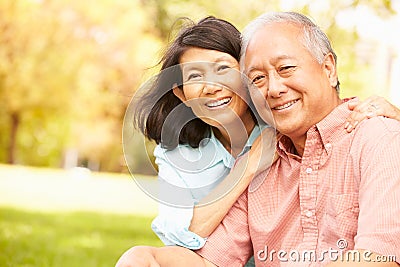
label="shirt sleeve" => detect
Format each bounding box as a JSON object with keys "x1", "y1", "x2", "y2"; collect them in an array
[
  {"x1": 151, "y1": 145, "x2": 207, "y2": 250},
  {"x1": 196, "y1": 190, "x2": 253, "y2": 266},
  {"x1": 151, "y1": 204, "x2": 207, "y2": 249},
  {"x1": 354, "y1": 118, "x2": 400, "y2": 262}
]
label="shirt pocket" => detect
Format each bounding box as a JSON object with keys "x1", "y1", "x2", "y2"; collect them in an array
[{"x1": 321, "y1": 193, "x2": 360, "y2": 250}]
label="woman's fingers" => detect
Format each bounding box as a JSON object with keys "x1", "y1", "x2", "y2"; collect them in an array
[
  {"x1": 345, "y1": 97, "x2": 377, "y2": 132},
  {"x1": 345, "y1": 96, "x2": 400, "y2": 132},
  {"x1": 346, "y1": 100, "x2": 359, "y2": 111}
]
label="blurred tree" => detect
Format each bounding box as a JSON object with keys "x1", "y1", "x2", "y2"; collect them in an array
[
  {"x1": 0, "y1": 0, "x2": 396, "y2": 173},
  {"x1": 139, "y1": 0, "x2": 281, "y2": 41},
  {"x1": 293, "y1": 0, "x2": 396, "y2": 99},
  {"x1": 0, "y1": 0, "x2": 76, "y2": 165},
  {"x1": 0, "y1": 0, "x2": 160, "y2": 171}
]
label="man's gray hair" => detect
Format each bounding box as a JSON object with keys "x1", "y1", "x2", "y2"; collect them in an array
[{"x1": 240, "y1": 11, "x2": 340, "y2": 93}]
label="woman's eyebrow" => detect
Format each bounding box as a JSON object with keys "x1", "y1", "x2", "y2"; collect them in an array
[
  {"x1": 181, "y1": 64, "x2": 202, "y2": 73},
  {"x1": 214, "y1": 56, "x2": 232, "y2": 62}
]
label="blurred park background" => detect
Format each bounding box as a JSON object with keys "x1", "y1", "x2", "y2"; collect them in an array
[{"x1": 0, "y1": 0, "x2": 399, "y2": 266}]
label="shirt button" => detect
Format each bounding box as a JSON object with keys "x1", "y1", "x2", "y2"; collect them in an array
[
  {"x1": 305, "y1": 210, "x2": 313, "y2": 218},
  {"x1": 306, "y1": 167, "x2": 312, "y2": 174},
  {"x1": 325, "y1": 143, "x2": 332, "y2": 149}
]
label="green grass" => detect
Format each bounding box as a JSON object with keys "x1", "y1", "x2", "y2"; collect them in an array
[{"x1": 0, "y1": 207, "x2": 163, "y2": 267}]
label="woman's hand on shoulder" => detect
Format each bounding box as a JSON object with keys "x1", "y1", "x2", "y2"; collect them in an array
[{"x1": 345, "y1": 95, "x2": 400, "y2": 132}]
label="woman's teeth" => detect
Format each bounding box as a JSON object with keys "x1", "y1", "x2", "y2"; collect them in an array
[
  {"x1": 274, "y1": 100, "x2": 298, "y2": 110},
  {"x1": 206, "y1": 97, "x2": 231, "y2": 108}
]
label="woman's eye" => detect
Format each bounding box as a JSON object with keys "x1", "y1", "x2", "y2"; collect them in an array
[
  {"x1": 217, "y1": 65, "x2": 230, "y2": 72},
  {"x1": 187, "y1": 73, "x2": 202, "y2": 81}
]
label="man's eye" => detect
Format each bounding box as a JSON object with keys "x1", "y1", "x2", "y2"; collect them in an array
[
  {"x1": 252, "y1": 75, "x2": 265, "y2": 84},
  {"x1": 279, "y1": 66, "x2": 295, "y2": 72}
]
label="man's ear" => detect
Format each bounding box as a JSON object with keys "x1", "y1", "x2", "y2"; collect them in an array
[
  {"x1": 323, "y1": 53, "x2": 338, "y2": 88},
  {"x1": 172, "y1": 84, "x2": 189, "y2": 106}
]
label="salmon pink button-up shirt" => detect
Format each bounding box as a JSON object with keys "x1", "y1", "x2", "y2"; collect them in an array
[{"x1": 197, "y1": 99, "x2": 400, "y2": 266}]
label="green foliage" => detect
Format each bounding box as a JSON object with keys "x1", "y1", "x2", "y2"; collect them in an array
[
  {"x1": 0, "y1": 207, "x2": 162, "y2": 267},
  {"x1": 0, "y1": 0, "x2": 160, "y2": 171},
  {"x1": 140, "y1": 0, "x2": 281, "y2": 39},
  {"x1": 0, "y1": 0, "x2": 396, "y2": 172}
]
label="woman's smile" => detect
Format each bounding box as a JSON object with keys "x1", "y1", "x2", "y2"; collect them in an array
[{"x1": 205, "y1": 97, "x2": 232, "y2": 109}]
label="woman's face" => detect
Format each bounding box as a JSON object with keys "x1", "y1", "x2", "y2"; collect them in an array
[{"x1": 173, "y1": 47, "x2": 253, "y2": 129}]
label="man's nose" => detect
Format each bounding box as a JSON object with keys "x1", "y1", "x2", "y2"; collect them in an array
[{"x1": 267, "y1": 73, "x2": 288, "y2": 98}]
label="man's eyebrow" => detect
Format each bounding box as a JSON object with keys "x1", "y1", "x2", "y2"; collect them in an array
[
  {"x1": 245, "y1": 55, "x2": 296, "y2": 74},
  {"x1": 271, "y1": 55, "x2": 294, "y2": 63},
  {"x1": 245, "y1": 65, "x2": 262, "y2": 75}
]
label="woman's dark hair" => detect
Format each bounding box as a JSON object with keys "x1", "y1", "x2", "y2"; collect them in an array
[{"x1": 132, "y1": 16, "x2": 242, "y2": 149}]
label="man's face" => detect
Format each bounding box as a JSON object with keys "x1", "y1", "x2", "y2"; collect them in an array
[{"x1": 244, "y1": 22, "x2": 339, "y2": 142}]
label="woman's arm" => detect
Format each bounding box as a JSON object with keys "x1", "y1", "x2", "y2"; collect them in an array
[
  {"x1": 345, "y1": 95, "x2": 400, "y2": 132},
  {"x1": 115, "y1": 245, "x2": 216, "y2": 267},
  {"x1": 189, "y1": 127, "x2": 276, "y2": 237},
  {"x1": 151, "y1": 145, "x2": 208, "y2": 249}
]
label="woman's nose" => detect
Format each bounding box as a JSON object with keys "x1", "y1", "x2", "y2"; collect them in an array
[{"x1": 202, "y1": 81, "x2": 223, "y2": 95}]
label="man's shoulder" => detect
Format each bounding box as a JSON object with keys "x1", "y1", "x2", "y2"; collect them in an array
[
  {"x1": 352, "y1": 116, "x2": 400, "y2": 151},
  {"x1": 355, "y1": 116, "x2": 400, "y2": 137}
]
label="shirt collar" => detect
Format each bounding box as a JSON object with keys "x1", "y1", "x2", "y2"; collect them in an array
[
  {"x1": 316, "y1": 97, "x2": 357, "y2": 147},
  {"x1": 276, "y1": 97, "x2": 358, "y2": 160},
  {"x1": 208, "y1": 129, "x2": 235, "y2": 168},
  {"x1": 276, "y1": 135, "x2": 301, "y2": 162},
  {"x1": 210, "y1": 124, "x2": 267, "y2": 168},
  {"x1": 244, "y1": 124, "x2": 265, "y2": 149}
]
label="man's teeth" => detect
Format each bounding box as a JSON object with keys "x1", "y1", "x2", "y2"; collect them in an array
[
  {"x1": 206, "y1": 98, "x2": 231, "y2": 107},
  {"x1": 275, "y1": 100, "x2": 298, "y2": 110}
]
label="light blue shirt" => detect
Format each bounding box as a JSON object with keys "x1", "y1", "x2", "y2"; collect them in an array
[{"x1": 151, "y1": 124, "x2": 267, "y2": 249}]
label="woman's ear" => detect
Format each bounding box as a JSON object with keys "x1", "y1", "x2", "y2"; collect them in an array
[
  {"x1": 323, "y1": 53, "x2": 338, "y2": 89},
  {"x1": 172, "y1": 84, "x2": 189, "y2": 106}
]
